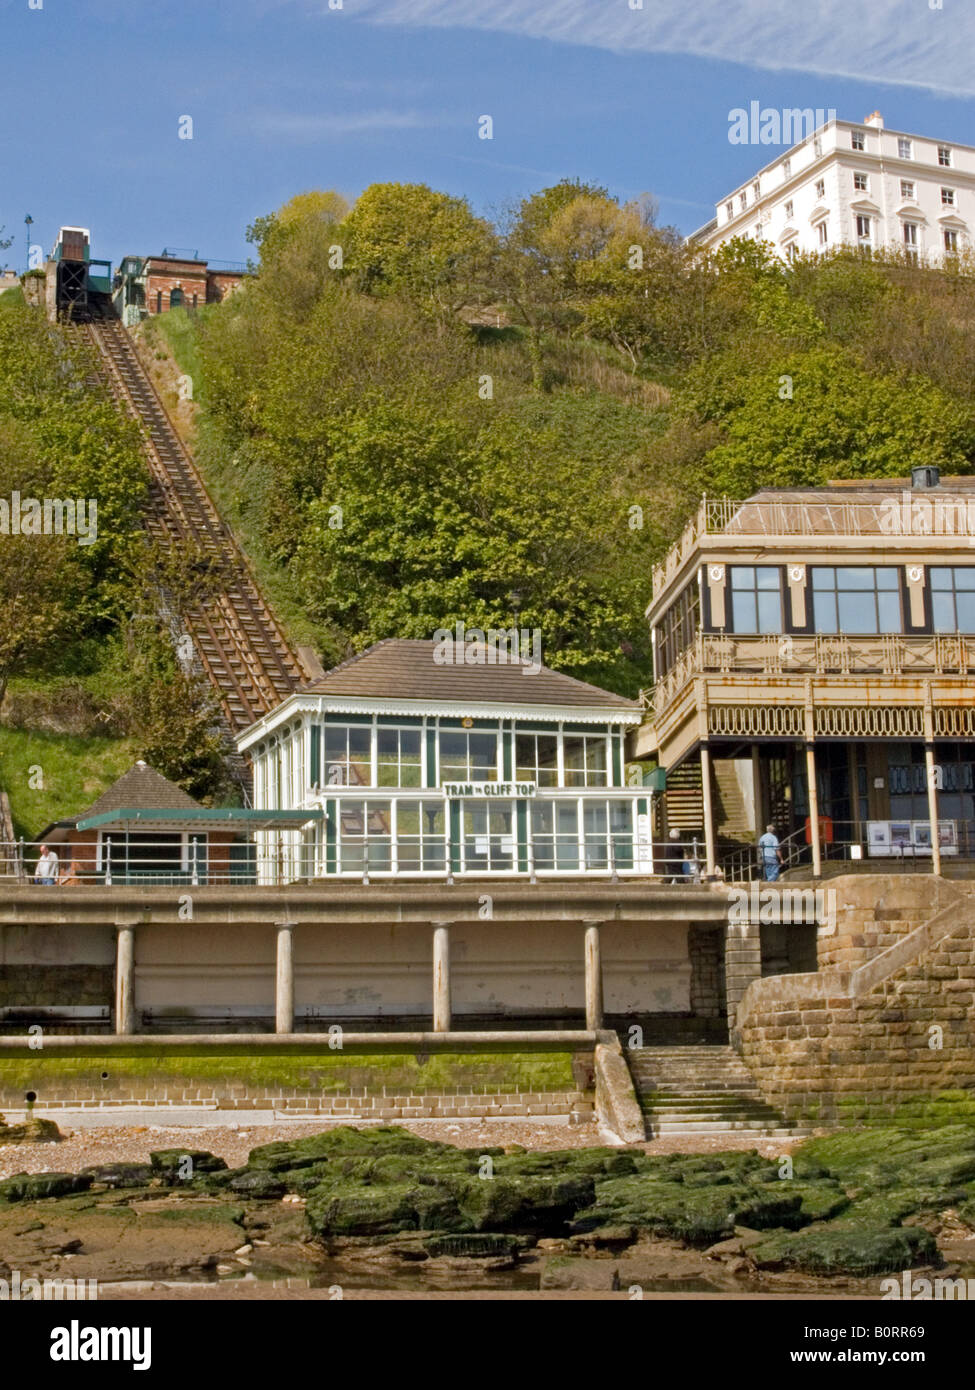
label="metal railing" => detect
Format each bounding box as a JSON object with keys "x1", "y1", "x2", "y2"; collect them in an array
[
  {"x1": 649, "y1": 630, "x2": 975, "y2": 720},
  {"x1": 718, "y1": 818, "x2": 975, "y2": 883},
  {"x1": 1, "y1": 837, "x2": 307, "y2": 888},
  {"x1": 1, "y1": 828, "x2": 657, "y2": 887},
  {"x1": 651, "y1": 493, "x2": 975, "y2": 598}
]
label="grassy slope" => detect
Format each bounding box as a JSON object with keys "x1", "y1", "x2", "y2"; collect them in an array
[{"x1": 0, "y1": 727, "x2": 139, "y2": 839}]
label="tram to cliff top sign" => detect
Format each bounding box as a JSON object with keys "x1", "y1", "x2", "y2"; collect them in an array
[{"x1": 442, "y1": 782, "x2": 537, "y2": 799}]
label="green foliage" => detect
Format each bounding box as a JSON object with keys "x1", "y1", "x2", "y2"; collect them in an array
[{"x1": 0, "y1": 725, "x2": 140, "y2": 838}]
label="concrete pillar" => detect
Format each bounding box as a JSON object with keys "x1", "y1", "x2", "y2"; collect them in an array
[
  {"x1": 584, "y1": 920, "x2": 603, "y2": 1030},
  {"x1": 115, "y1": 926, "x2": 136, "y2": 1036},
  {"x1": 925, "y1": 742, "x2": 942, "y2": 877},
  {"x1": 275, "y1": 922, "x2": 296, "y2": 1035},
  {"x1": 805, "y1": 742, "x2": 822, "y2": 878},
  {"x1": 433, "y1": 922, "x2": 451, "y2": 1033},
  {"x1": 700, "y1": 744, "x2": 717, "y2": 876}
]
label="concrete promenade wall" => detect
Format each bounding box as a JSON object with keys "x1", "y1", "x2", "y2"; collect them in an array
[
  {"x1": 0, "y1": 880, "x2": 729, "y2": 1027},
  {"x1": 0, "y1": 1036, "x2": 597, "y2": 1123},
  {"x1": 737, "y1": 876, "x2": 975, "y2": 1125}
]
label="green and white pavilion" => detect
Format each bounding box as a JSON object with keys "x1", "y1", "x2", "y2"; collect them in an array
[{"x1": 237, "y1": 638, "x2": 652, "y2": 880}]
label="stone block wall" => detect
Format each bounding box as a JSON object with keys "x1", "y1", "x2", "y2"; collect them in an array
[
  {"x1": 688, "y1": 925, "x2": 725, "y2": 1019},
  {"x1": 738, "y1": 877, "x2": 975, "y2": 1125}
]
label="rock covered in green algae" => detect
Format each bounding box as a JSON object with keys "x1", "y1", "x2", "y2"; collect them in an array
[
  {"x1": 81, "y1": 1162, "x2": 154, "y2": 1189},
  {"x1": 149, "y1": 1149, "x2": 229, "y2": 1185},
  {"x1": 797, "y1": 1125, "x2": 975, "y2": 1191},
  {"x1": 0, "y1": 1172, "x2": 92, "y2": 1202},
  {"x1": 749, "y1": 1224, "x2": 938, "y2": 1275},
  {"x1": 570, "y1": 1178, "x2": 805, "y2": 1245},
  {"x1": 0, "y1": 1116, "x2": 62, "y2": 1146}
]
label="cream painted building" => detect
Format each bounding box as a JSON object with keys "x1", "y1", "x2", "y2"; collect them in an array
[{"x1": 692, "y1": 112, "x2": 974, "y2": 264}]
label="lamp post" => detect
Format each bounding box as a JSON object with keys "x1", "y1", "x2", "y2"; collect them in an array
[{"x1": 24, "y1": 215, "x2": 33, "y2": 274}]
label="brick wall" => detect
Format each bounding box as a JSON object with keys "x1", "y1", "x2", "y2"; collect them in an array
[{"x1": 737, "y1": 876, "x2": 975, "y2": 1124}]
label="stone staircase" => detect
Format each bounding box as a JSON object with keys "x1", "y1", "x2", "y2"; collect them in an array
[{"x1": 625, "y1": 1044, "x2": 807, "y2": 1138}]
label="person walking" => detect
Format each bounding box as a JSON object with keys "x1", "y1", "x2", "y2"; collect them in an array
[
  {"x1": 758, "y1": 824, "x2": 783, "y2": 882},
  {"x1": 34, "y1": 844, "x2": 59, "y2": 885}
]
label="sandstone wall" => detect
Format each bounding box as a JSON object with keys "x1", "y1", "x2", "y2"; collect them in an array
[{"x1": 738, "y1": 876, "x2": 975, "y2": 1125}]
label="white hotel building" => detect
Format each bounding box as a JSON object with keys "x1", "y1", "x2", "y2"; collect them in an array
[{"x1": 692, "y1": 112, "x2": 974, "y2": 264}]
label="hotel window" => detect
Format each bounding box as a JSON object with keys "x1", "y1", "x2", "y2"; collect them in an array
[
  {"x1": 730, "y1": 566, "x2": 783, "y2": 634},
  {"x1": 815, "y1": 179, "x2": 826, "y2": 199},
  {"x1": 851, "y1": 130, "x2": 865, "y2": 151},
  {"x1": 898, "y1": 137, "x2": 912, "y2": 159},
  {"x1": 903, "y1": 222, "x2": 919, "y2": 260},
  {"x1": 817, "y1": 221, "x2": 829, "y2": 246},
  {"x1": 515, "y1": 731, "x2": 559, "y2": 787},
  {"x1": 562, "y1": 734, "x2": 608, "y2": 788},
  {"x1": 782, "y1": 158, "x2": 792, "y2": 178},
  {"x1": 740, "y1": 191, "x2": 748, "y2": 211},
  {"x1": 786, "y1": 242, "x2": 799, "y2": 262},
  {"x1": 931, "y1": 568, "x2": 975, "y2": 632},
  {"x1": 900, "y1": 180, "x2": 915, "y2": 200},
  {"x1": 438, "y1": 729, "x2": 499, "y2": 783},
  {"x1": 376, "y1": 726, "x2": 423, "y2": 788},
  {"x1": 811, "y1": 567, "x2": 902, "y2": 634},
  {"x1": 323, "y1": 724, "x2": 372, "y2": 787},
  {"x1": 856, "y1": 214, "x2": 872, "y2": 242},
  {"x1": 725, "y1": 200, "x2": 734, "y2": 219},
  {"x1": 853, "y1": 172, "x2": 868, "y2": 192},
  {"x1": 944, "y1": 228, "x2": 960, "y2": 254},
  {"x1": 942, "y1": 187, "x2": 956, "y2": 207},
  {"x1": 752, "y1": 180, "x2": 761, "y2": 200},
  {"x1": 939, "y1": 145, "x2": 953, "y2": 167},
  {"x1": 784, "y1": 200, "x2": 794, "y2": 219},
  {"x1": 814, "y1": 135, "x2": 822, "y2": 157}
]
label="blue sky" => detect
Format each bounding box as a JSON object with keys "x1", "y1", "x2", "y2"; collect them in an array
[{"x1": 2, "y1": 0, "x2": 974, "y2": 271}]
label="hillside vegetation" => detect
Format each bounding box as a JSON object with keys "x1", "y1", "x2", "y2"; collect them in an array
[
  {"x1": 177, "y1": 183, "x2": 975, "y2": 696},
  {"x1": 5, "y1": 177, "x2": 975, "y2": 824}
]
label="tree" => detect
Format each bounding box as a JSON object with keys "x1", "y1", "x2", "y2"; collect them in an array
[
  {"x1": 678, "y1": 343, "x2": 975, "y2": 497},
  {"x1": 341, "y1": 182, "x2": 497, "y2": 316}
]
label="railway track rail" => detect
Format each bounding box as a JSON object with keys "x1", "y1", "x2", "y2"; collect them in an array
[{"x1": 68, "y1": 312, "x2": 304, "y2": 734}]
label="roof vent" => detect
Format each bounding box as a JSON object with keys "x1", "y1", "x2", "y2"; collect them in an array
[{"x1": 911, "y1": 465, "x2": 940, "y2": 490}]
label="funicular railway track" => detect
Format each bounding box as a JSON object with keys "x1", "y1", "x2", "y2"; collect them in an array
[{"x1": 68, "y1": 311, "x2": 304, "y2": 734}]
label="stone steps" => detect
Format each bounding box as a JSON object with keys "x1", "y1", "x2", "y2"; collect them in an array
[{"x1": 624, "y1": 1043, "x2": 805, "y2": 1138}]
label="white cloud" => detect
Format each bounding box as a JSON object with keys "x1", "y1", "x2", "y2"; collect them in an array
[
  {"x1": 253, "y1": 108, "x2": 436, "y2": 139},
  {"x1": 336, "y1": 0, "x2": 975, "y2": 97}
]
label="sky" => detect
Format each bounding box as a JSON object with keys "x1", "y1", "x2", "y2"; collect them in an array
[{"x1": 1, "y1": 0, "x2": 974, "y2": 272}]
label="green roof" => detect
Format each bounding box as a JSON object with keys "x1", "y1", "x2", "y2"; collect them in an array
[{"x1": 76, "y1": 808, "x2": 325, "y2": 831}]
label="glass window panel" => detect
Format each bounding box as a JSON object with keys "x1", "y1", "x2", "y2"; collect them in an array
[
  {"x1": 837, "y1": 592, "x2": 877, "y2": 632},
  {"x1": 756, "y1": 590, "x2": 782, "y2": 632},
  {"x1": 731, "y1": 592, "x2": 757, "y2": 631},
  {"x1": 877, "y1": 591, "x2": 902, "y2": 633},
  {"x1": 586, "y1": 740, "x2": 607, "y2": 777},
  {"x1": 731, "y1": 566, "x2": 755, "y2": 589},
  {"x1": 956, "y1": 593, "x2": 975, "y2": 632},
  {"x1": 812, "y1": 591, "x2": 838, "y2": 632},
  {"x1": 954, "y1": 569, "x2": 975, "y2": 590}
]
